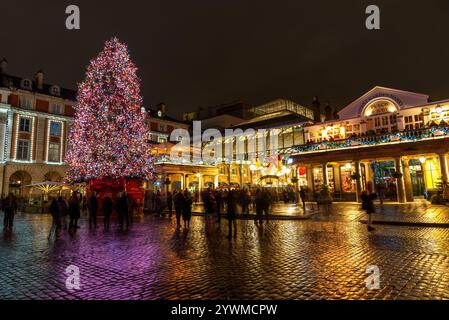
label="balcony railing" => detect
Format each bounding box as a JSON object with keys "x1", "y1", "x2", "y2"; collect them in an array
[{"x1": 286, "y1": 124, "x2": 449, "y2": 155}]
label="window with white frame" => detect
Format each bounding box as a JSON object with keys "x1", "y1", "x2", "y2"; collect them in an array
[
  {"x1": 48, "y1": 143, "x2": 61, "y2": 163},
  {"x1": 20, "y1": 79, "x2": 32, "y2": 90},
  {"x1": 50, "y1": 103, "x2": 63, "y2": 114},
  {"x1": 19, "y1": 97, "x2": 33, "y2": 109},
  {"x1": 19, "y1": 117, "x2": 31, "y2": 132},
  {"x1": 50, "y1": 86, "x2": 61, "y2": 96},
  {"x1": 158, "y1": 136, "x2": 167, "y2": 144},
  {"x1": 50, "y1": 121, "x2": 62, "y2": 137},
  {"x1": 16, "y1": 140, "x2": 30, "y2": 161}
]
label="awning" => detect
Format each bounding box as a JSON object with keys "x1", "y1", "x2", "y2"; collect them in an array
[{"x1": 25, "y1": 181, "x2": 65, "y2": 193}]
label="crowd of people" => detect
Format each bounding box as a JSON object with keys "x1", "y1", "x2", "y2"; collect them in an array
[
  {"x1": 162, "y1": 187, "x2": 281, "y2": 238},
  {"x1": 46, "y1": 191, "x2": 135, "y2": 239},
  {"x1": 3, "y1": 185, "x2": 304, "y2": 240}
]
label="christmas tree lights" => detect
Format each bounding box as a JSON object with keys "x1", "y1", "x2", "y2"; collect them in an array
[{"x1": 65, "y1": 38, "x2": 154, "y2": 184}]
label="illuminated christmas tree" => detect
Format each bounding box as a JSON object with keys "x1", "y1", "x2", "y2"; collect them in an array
[{"x1": 65, "y1": 38, "x2": 154, "y2": 184}]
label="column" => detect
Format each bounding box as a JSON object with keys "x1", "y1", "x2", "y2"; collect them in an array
[
  {"x1": 364, "y1": 161, "x2": 375, "y2": 193},
  {"x1": 214, "y1": 175, "x2": 219, "y2": 188},
  {"x1": 322, "y1": 163, "x2": 328, "y2": 186},
  {"x1": 238, "y1": 164, "x2": 243, "y2": 187},
  {"x1": 394, "y1": 157, "x2": 406, "y2": 203},
  {"x1": 161, "y1": 173, "x2": 167, "y2": 205},
  {"x1": 197, "y1": 173, "x2": 202, "y2": 203},
  {"x1": 333, "y1": 164, "x2": 341, "y2": 192},
  {"x1": 306, "y1": 165, "x2": 314, "y2": 193},
  {"x1": 402, "y1": 158, "x2": 414, "y2": 202},
  {"x1": 438, "y1": 152, "x2": 449, "y2": 182},
  {"x1": 180, "y1": 173, "x2": 185, "y2": 190},
  {"x1": 355, "y1": 160, "x2": 363, "y2": 203},
  {"x1": 184, "y1": 174, "x2": 189, "y2": 192}
]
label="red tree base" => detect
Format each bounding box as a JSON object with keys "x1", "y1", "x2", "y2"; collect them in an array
[{"x1": 89, "y1": 177, "x2": 145, "y2": 208}]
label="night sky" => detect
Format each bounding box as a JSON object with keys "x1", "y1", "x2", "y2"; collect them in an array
[{"x1": 1, "y1": 0, "x2": 449, "y2": 119}]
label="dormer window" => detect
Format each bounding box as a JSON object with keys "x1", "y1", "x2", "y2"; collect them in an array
[
  {"x1": 20, "y1": 79, "x2": 32, "y2": 90},
  {"x1": 50, "y1": 85, "x2": 60, "y2": 96}
]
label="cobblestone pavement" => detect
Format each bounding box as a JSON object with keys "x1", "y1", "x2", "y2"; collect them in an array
[{"x1": 1, "y1": 206, "x2": 449, "y2": 300}]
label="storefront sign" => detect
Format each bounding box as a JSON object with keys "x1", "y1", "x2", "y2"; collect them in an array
[
  {"x1": 360, "y1": 94, "x2": 403, "y2": 116},
  {"x1": 364, "y1": 99, "x2": 398, "y2": 117}
]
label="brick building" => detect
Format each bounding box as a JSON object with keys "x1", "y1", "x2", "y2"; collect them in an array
[{"x1": 0, "y1": 58, "x2": 76, "y2": 197}]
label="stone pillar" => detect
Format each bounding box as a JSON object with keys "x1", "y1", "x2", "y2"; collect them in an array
[
  {"x1": 333, "y1": 164, "x2": 341, "y2": 192},
  {"x1": 394, "y1": 157, "x2": 406, "y2": 203},
  {"x1": 438, "y1": 152, "x2": 449, "y2": 182},
  {"x1": 355, "y1": 160, "x2": 363, "y2": 203},
  {"x1": 180, "y1": 173, "x2": 185, "y2": 190},
  {"x1": 214, "y1": 175, "x2": 219, "y2": 188},
  {"x1": 239, "y1": 164, "x2": 243, "y2": 187},
  {"x1": 197, "y1": 174, "x2": 202, "y2": 203},
  {"x1": 322, "y1": 163, "x2": 328, "y2": 186},
  {"x1": 306, "y1": 165, "x2": 314, "y2": 193},
  {"x1": 161, "y1": 173, "x2": 167, "y2": 206},
  {"x1": 366, "y1": 161, "x2": 376, "y2": 193},
  {"x1": 184, "y1": 174, "x2": 189, "y2": 192},
  {"x1": 402, "y1": 158, "x2": 414, "y2": 202}
]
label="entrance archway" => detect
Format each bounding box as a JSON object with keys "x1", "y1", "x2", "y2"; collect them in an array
[{"x1": 9, "y1": 171, "x2": 32, "y2": 197}]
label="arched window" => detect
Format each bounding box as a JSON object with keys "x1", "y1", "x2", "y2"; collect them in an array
[{"x1": 363, "y1": 99, "x2": 399, "y2": 133}]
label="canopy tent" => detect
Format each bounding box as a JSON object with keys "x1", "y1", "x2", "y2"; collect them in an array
[
  {"x1": 26, "y1": 181, "x2": 66, "y2": 200},
  {"x1": 25, "y1": 181, "x2": 65, "y2": 194}
]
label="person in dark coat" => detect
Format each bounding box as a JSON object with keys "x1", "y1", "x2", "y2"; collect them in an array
[
  {"x1": 68, "y1": 194, "x2": 81, "y2": 231},
  {"x1": 215, "y1": 190, "x2": 222, "y2": 222},
  {"x1": 103, "y1": 195, "x2": 113, "y2": 230},
  {"x1": 225, "y1": 190, "x2": 237, "y2": 239},
  {"x1": 117, "y1": 193, "x2": 130, "y2": 230},
  {"x1": 3, "y1": 194, "x2": 17, "y2": 230},
  {"x1": 167, "y1": 191, "x2": 173, "y2": 216},
  {"x1": 48, "y1": 198, "x2": 60, "y2": 239},
  {"x1": 361, "y1": 191, "x2": 376, "y2": 231},
  {"x1": 262, "y1": 189, "x2": 271, "y2": 221},
  {"x1": 299, "y1": 187, "x2": 306, "y2": 211},
  {"x1": 88, "y1": 192, "x2": 98, "y2": 229},
  {"x1": 255, "y1": 189, "x2": 264, "y2": 224},
  {"x1": 58, "y1": 196, "x2": 69, "y2": 230},
  {"x1": 182, "y1": 191, "x2": 193, "y2": 228},
  {"x1": 173, "y1": 190, "x2": 185, "y2": 228}
]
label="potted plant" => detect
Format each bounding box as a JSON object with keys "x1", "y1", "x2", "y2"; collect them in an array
[{"x1": 316, "y1": 184, "x2": 333, "y2": 205}]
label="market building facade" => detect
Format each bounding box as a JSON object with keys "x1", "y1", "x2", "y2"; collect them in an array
[{"x1": 288, "y1": 86, "x2": 449, "y2": 203}]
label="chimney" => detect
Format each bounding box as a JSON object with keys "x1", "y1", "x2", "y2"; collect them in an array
[
  {"x1": 157, "y1": 103, "x2": 166, "y2": 116},
  {"x1": 324, "y1": 102, "x2": 333, "y2": 121},
  {"x1": 0, "y1": 58, "x2": 7, "y2": 74},
  {"x1": 312, "y1": 96, "x2": 321, "y2": 123},
  {"x1": 35, "y1": 69, "x2": 44, "y2": 90}
]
